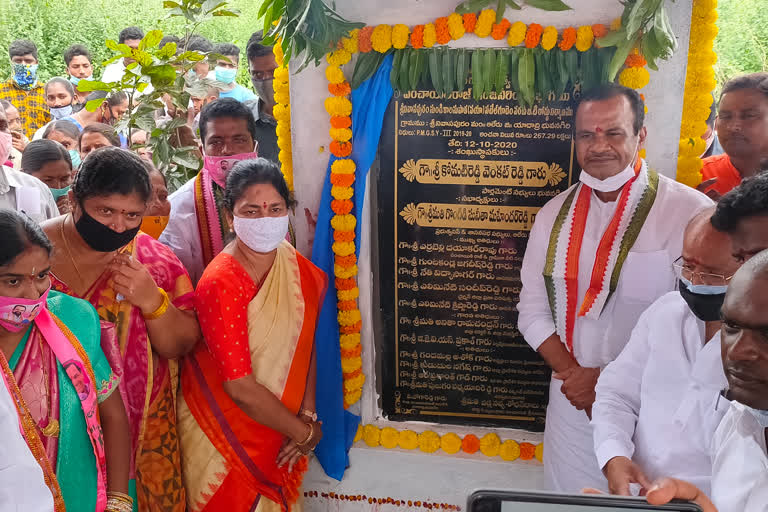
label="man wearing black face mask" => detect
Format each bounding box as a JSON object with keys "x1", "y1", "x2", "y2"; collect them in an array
[
  {"x1": 243, "y1": 31, "x2": 278, "y2": 163},
  {"x1": 592, "y1": 208, "x2": 741, "y2": 497}
]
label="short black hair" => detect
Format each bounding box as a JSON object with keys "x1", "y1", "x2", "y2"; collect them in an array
[
  {"x1": 720, "y1": 72, "x2": 768, "y2": 102},
  {"x1": 79, "y1": 123, "x2": 121, "y2": 150},
  {"x1": 105, "y1": 90, "x2": 128, "y2": 108},
  {"x1": 225, "y1": 158, "x2": 295, "y2": 211},
  {"x1": 119, "y1": 27, "x2": 144, "y2": 44},
  {"x1": 186, "y1": 35, "x2": 213, "y2": 54},
  {"x1": 198, "y1": 98, "x2": 257, "y2": 146},
  {"x1": 711, "y1": 172, "x2": 768, "y2": 233},
  {"x1": 43, "y1": 120, "x2": 81, "y2": 141},
  {"x1": 63, "y1": 44, "x2": 91, "y2": 66},
  {"x1": 0, "y1": 209, "x2": 53, "y2": 267},
  {"x1": 214, "y1": 43, "x2": 240, "y2": 63},
  {"x1": 9, "y1": 39, "x2": 38, "y2": 60},
  {"x1": 246, "y1": 31, "x2": 273, "y2": 60},
  {"x1": 44, "y1": 77, "x2": 76, "y2": 98},
  {"x1": 73, "y1": 147, "x2": 152, "y2": 204},
  {"x1": 21, "y1": 139, "x2": 72, "y2": 174},
  {"x1": 576, "y1": 83, "x2": 645, "y2": 135}
]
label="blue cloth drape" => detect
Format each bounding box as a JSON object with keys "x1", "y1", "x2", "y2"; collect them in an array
[{"x1": 312, "y1": 53, "x2": 394, "y2": 480}]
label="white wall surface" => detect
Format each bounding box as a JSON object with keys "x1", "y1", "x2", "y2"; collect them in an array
[{"x1": 292, "y1": 0, "x2": 694, "y2": 507}]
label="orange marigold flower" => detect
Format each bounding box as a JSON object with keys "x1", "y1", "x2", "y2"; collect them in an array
[
  {"x1": 336, "y1": 290, "x2": 358, "y2": 305},
  {"x1": 491, "y1": 19, "x2": 511, "y2": 40},
  {"x1": 330, "y1": 116, "x2": 352, "y2": 129},
  {"x1": 358, "y1": 26, "x2": 374, "y2": 53},
  {"x1": 331, "y1": 173, "x2": 355, "y2": 187},
  {"x1": 525, "y1": 23, "x2": 543, "y2": 48},
  {"x1": 330, "y1": 140, "x2": 352, "y2": 157},
  {"x1": 462, "y1": 434, "x2": 481, "y2": 454},
  {"x1": 331, "y1": 199, "x2": 354, "y2": 215},
  {"x1": 520, "y1": 442, "x2": 536, "y2": 460},
  {"x1": 410, "y1": 25, "x2": 425, "y2": 49},
  {"x1": 344, "y1": 367, "x2": 363, "y2": 379},
  {"x1": 340, "y1": 340, "x2": 364, "y2": 359},
  {"x1": 334, "y1": 230, "x2": 355, "y2": 242},
  {"x1": 435, "y1": 17, "x2": 451, "y2": 45},
  {"x1": 592, "y1": 23, "x2": 608, "y2": 38},
  {"x1": 340, "y1": 321, "x2": 362, "y2": 334},
  {"x1": 558, "y1": 27, "x2": 577, "y2": 50},
  {"x1": 328, "y1": 82, "x2": 352, "y2": 96},
  {"x1": 335, "y1": 277, "x2": 356, "y2": 290},
  {"x1": 463, "y1": 13, "x2": 477, "y2": 33},
  {"x1": 625, "y1": 52, "x2": 647, "y2": 68}
]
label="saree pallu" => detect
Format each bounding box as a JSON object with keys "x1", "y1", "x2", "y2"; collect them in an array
[
  {"x1": 179, "y1": 242, "x2": 326, "y2": 512},
  {"x1": 7, "y1": 290, "x2": 117, "y2": 512},
  {"x1": 52, "y1": 233, "x2": 195, "y2": 512}
]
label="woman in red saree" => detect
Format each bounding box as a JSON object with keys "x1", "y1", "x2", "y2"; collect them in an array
[
  {"x1": 43, "y1": 147, "x2": 201, "y2": 511},
  {"x1": 179, "y1": 159, "x2": 325, "y2": 512}
]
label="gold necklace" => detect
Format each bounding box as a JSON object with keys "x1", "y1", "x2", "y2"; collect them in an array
[{"x1": 38, "y1": 336, "x2": 60, "y2": 438}]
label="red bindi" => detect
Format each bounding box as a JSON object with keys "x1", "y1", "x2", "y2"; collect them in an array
[{"x1": 595, "y1": 126, "x2": 603, "y2": 133}]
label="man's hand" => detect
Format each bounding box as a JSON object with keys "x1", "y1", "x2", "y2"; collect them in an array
[
  {"x1": 11, "y1": 131, "x2": 26, "y2": 152},
  {"x1": 646, "y1": 478, "x2": 717, "y2": 512},
  {"x1": 696, "y1": 178, "x2": 721, "y2": 201},
  {"x1": 553, "y1": 365, "x2": 600, "y2": 410},
  {"x1": 603, "y1": 456, "x2": 651, "y2": 496}
]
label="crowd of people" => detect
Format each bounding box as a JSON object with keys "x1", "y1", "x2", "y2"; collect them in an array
[{"x1": 0, "y1": 20, "x2": 766, "y2": 512}]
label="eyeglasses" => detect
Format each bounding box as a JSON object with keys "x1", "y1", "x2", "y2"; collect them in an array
[
  {"x1": 250, "y1": 68, "x2": 277, "y2": 81},
  {"x1": 672, "y1": 256, "x2": 734, "y2": 287}
]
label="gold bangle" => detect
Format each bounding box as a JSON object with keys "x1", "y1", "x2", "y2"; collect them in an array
[
  {"x1": 142, "y1": 288, "x2": 170, "y2": 320},
  {"x1": 296, "y1": 422, "x2": 314, "y2": 447}
]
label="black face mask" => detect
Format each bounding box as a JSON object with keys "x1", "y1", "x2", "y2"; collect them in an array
[
  {"x1": 75, "y1": 208, "x2": 140, "y2": 252},
  {"x1": 678, "y1": 279, "x2": 726, "y2": 322}
]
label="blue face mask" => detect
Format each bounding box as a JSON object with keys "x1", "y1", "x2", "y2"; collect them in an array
[
  {"x1": 50, "y1": 185, "x2": 71, "y2": 201},
  {"x1": 678, "y1": 276, "x2": 727, "y2": 322},
  {"x1": 679, "y1": 275, "x2": 728, "y2": 295},
  {"x1": 70, "y1": 75, "x2": 91, "y2": 86},
  {"x1": 12, "y1": 63, "x2": 38, "y2": 90},
  {"x1": 50, "y1": 105, "x2": 73, "y2": 120},
  {"x1": 215, "y1": 66, "x2": 237, "y2": 84},
  {"x1": 746, "y1": 406, "x2": 768, "y2": 428},
  {"x1": 68, "y1": 149, "x2": 81, "y2": 169}
]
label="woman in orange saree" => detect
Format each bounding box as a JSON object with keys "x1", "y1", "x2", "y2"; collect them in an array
[
  {"x1": 179, "y1": 159, "x2": 325, "y2": 512},
  {"x1": 43, "y1": 148, "x2": 201, "y2": 511}
]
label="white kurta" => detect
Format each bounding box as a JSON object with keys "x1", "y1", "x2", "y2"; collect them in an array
[
  {"x1": 592, "y1": 291, "x2": 729, "y2": 496},
  {"x1": 518, "y1": 173, "x2": 713, "y2": 492},
  {"x1": 711, "y1": 402, "x2": 768, "y2": 512},
  {"x1": 160, "y1": 176, "x2": 205, "y2": 285},
  {"x1": 0, "y1": 374, "x2": 54, "y2": 512}
]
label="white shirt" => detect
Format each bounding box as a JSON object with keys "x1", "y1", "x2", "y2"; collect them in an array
[
  {"x1": 0, "y1": 374, "x2": 55, "y2": 512},
  {"x1": 518, "y1": 173, "x2": 713, "y2": 492},
  {"x1": 711, "y1": 402, "x2": 768, "y2": 512},
  {"x1": 101, "y1": 59, "x2": 154, "y2": 95},
  {"x1": 0, "y1": 165, "x2": 59, "y2": 223},
  {"x1": 592, "y1": 291, "x2": 729, "y2": 495},
  {"x1": 160, "y1": 176, "x2": 204, "y2": 284}
]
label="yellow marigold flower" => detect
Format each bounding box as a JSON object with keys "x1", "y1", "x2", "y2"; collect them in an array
[
  {"x1": 326, "y1": 49, "x2": 352, "y2": 67},
  {"x1": 423, "y1": 23, "x2": 437, "y2": 48},
  {"x1": 334, "y1": 264, "x2": 359, "y2": 279},
  {"x1": 337, "y1": 288, "x2": 360, "y2": 303},
  {"x1": 441, "y1": 433, "x2": 462, "y2": 454},
  {"x1": 332, "y1": 240, "x2": 355, "y2": 256},
  {"x1": 507, "y1": 21, "x2": 527, "y2": 47},
  {"x1": 331, "y1": 185, "x2": 354, "y2": 200},
  {"x1": 480, "y1": 433, "x2": 501, "y2": 457},
  {"x1": 610, "y1": 17, "x2": 622, "y2": 31},
  {"x1": 448, "y1": 13, "x2": 465, "y2": 40},
  {"x1": 418, "y1": 431, "x2": 441, "y2": 453},
  {"x1": 535, "y1": 443, "x2": 544, "y2": 462},
  {"x1": 332, "y1": 159, "x2": 356, "y2": 174},
  {"x1": 575, "y1": 25, "x2": 594, "y2": 52},
  {"x1": 392, "y1": 24, "x2": 410, "y2": 49},
  {"x1": 638, "y1": 148, "x2": 647, "y2": 159},
  {"x1": 331, "y1": 213, "x2": 356, "y2": 231},
  {"x1": 344, "y1": 388, "x2": 362, "y2": 407},
  {"x1": 500, "y1": 440, "x2": 520, "y2": 461},
  {"x1": 343, "y1": 373, "x2": 365, "y2": 393},
  {"x1": 362, "y1": 425, "x2": 380, "y2": 447},
  {"x1": 342, "y1": 29, "x2": 360, "y2": 54},
  {"x1": 541, "y1": 26, "x2": 558, "y2": 50},
  {"x1": 340, "y1": 353, "x2": 362, "y2": 373},
  {"x1": 380, "y1": 427, "x2": 399, "y2": 449},
  {"x1": 398, "y1": 430, "x2": 418, "y2": 450},
  {"x1": 618, "y1": 66, "x2": 650, "y2": 89},
  {"x1": 277, "y1": 135, "x2": 290, "y2": 151},
  {"x1": 371, "y1": 24, "x2": 393, "y2": 53},
  {"x1": 677, "y1": 155, "x2": 704, "y2": 174},
  {"x1": 475, "y1": 9, "x2": 495, "y2": 38},
  {"x1": 273, "y1": 104, "x2": 290, "y2": 120},
  {"x1": 274, "y1": 91, "x2": 290, "y2": 105},
  {"x1": 274, "y1": 66, "x2": 289, "y2": 82},
  {"x1": 339, "y1": 332, "x2": 361, "y2": 349},
  {"x1": 329, "y1": 127, "x2": 353, "y2": 142},
  {"x1": 324, "y1": 96, "x2": 353, "y2": 117},
  {"x1": 354, "y1": 424, "x2": 363, "y2": 442}
]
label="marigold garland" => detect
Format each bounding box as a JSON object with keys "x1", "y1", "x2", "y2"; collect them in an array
[
  {"x1": 272, "y1": 41, "x2": 293, "y2": 190},
  {"x1": 676, "y1": 0, "x2": 719, "y2": 187}
]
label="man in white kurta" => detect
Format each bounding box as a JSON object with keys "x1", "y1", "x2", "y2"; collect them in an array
[
  {"x1": 518, "y1": 84, "x2": 713, "y2": 492},
  {"x1": 710, "y1": 249, "x2": 768, "y2": 512},
  {"x1": 0, "y1": 372, "x2": 54, "y2": 512},
  {"x1": 592, "y1": 210, "x2": 738, "y2": 496}
]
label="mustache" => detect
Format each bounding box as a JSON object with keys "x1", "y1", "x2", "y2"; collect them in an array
[{"x1": 724, "y1": 364, "x2": 763, "y2": 383}]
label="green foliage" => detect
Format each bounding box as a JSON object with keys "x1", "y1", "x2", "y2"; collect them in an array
[
  {"x1": 714, "y1": 0, "x2": 768, "y2": 92},
  {"x1": 0, "y1": 0, "x2": 263, "y2": 87}
]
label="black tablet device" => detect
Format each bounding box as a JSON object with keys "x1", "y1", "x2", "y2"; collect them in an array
[{"x1": 467, "y1": 490, "x2": 704, "y2": 512}]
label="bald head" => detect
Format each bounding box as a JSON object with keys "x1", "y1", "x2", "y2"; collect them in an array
[
  {"x1": 681, "y1": 207, "x2": 741, "y2": 280},
  {"x1": 721, "y1": 249, "x2": 768, "y2": 409}
]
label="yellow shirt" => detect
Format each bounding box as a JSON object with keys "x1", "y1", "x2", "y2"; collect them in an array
[{"x1": 0, "y1": 79, "x2": 51, "y2": 139}]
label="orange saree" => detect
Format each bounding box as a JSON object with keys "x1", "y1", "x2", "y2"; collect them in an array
[{"x1": 179, "y1": 241, "x2": 326, "y2": 512}]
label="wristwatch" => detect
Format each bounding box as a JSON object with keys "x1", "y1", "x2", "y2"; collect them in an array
[{"x1": 299, "y1": 408, "x2": 318, "y2": 421}]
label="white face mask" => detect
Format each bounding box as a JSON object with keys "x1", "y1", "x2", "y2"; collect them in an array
[
  {"x1": 579, "y1": 161, "x2": 636, "y2": 192},
  {"x1": 746, "y1": 405, "x2": 768, "y2": 429},
  {"x1": 233, "y1": 215, "x2": 288, "y2": 253}
]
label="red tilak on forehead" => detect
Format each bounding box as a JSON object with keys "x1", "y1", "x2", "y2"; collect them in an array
[
  {"x1": 263, "y1": 202, "x2": 268, "y2": 208},
  {"x1": 595, "y1": 126, "x2": 603, "y2": 133}
]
